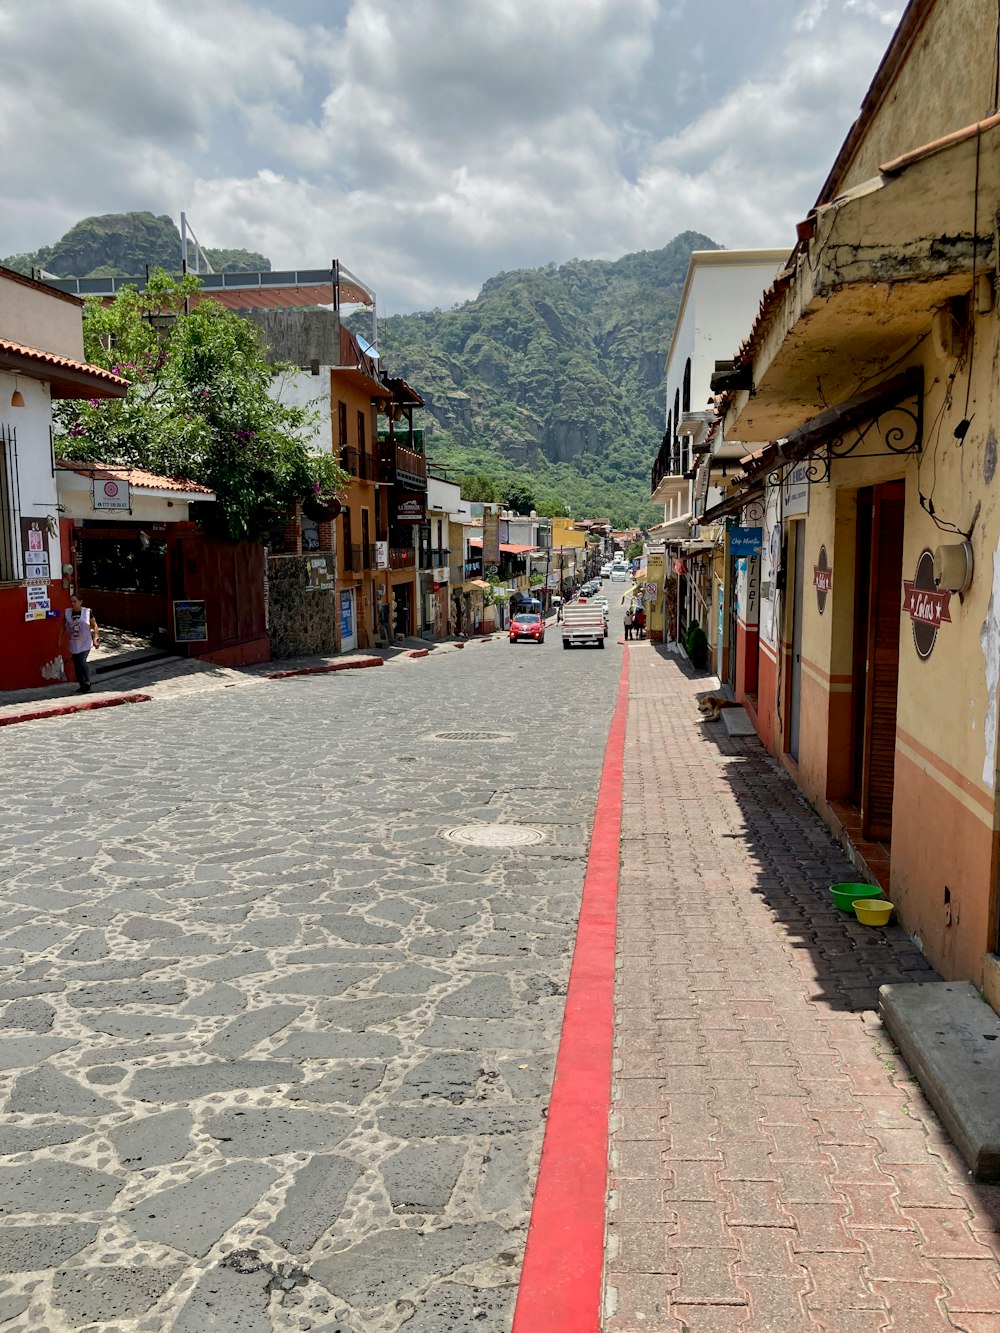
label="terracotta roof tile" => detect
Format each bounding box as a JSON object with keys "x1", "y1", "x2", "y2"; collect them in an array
[
  {"x1": 57, "y1": 460, "x2": 214, "y2": 495},
  {"x1": 0, "y1": 337, "x2": 128, "y2": 394}
]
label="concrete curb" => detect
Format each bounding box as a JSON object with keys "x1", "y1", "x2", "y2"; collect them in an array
[
  {"x1": 266, "y1": 657, "x2": 384, "y2": 679},
  {"x1": 0, "y1": 692, "x2": 153, "y2": 728},
  {"x1": 404, "y1": 648, "x2": 430, "y2": 659}
]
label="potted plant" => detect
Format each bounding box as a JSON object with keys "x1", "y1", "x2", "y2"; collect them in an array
[{"x1": 302, "y1": 453, "x2": 348, "y2": 523}]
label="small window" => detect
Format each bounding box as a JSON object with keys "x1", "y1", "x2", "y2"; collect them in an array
[
  {"x1": 682, "y1": 358, "x2": 691, "y2": 414},
  {"x1": 357, "y1": 409, "x2": 366, "y2": 451}
]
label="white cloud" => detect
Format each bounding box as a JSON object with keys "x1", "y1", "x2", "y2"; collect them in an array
[{"x1": 0, "y1": 0, "x2": 906, "y2": 311}]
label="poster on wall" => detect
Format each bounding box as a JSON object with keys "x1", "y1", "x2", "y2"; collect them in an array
[
  {"x1": 340, "y1": 590, "x2": 354, "y2": 640},
  {"x1": 375, "y1": 541, "x2": 389, "y2": 570},
  {"x1": 20, "y1": 517, "x2": 50, "y2": 580}
]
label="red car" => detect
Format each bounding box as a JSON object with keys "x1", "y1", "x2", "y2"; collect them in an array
[{"x1": 509, "y1": 612, "x2": 545, "y2": 644}]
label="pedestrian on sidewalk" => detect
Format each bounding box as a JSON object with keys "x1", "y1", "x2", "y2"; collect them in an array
[
  {"x1": 623, "y1": 605, "x2": 634, "y2": 640},
  {"x1": 634, "y1": 606, "x2": 646, "y2": 639},
  {"x1": 61, "y1": 595, "x2": 99, "y2": 693}
]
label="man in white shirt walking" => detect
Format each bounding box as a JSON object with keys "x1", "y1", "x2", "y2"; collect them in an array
[{"x1": 61, "y1": 595, "x2": 100, "y2": 693}]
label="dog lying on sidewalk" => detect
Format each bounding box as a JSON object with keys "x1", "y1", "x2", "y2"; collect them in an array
[{"x1": 697, "y1": 693, "x2": 743, "y2": 721}]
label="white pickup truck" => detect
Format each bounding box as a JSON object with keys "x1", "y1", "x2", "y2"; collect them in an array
[{"x1": 562, "y1": 601, "x2": 606, "y2": 649}]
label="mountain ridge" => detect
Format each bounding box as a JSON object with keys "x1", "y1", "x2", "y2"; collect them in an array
[
  {"x1": 3, "y1": 211, "x2": 719, "y2": 524},
  {"x1": 370, "y1": 230, "x2": 720, "y2": 524}
]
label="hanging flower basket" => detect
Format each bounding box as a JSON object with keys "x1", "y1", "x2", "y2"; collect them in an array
[{"x1": 303, "y1": 495, "x2": 342, "y2": 523}]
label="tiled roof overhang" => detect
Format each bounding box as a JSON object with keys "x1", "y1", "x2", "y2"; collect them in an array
[
  {"x1": 724, "y1": 117, "x2": 999, "y2": 444},
  {"x1": 0, "y1": 338, "x2": 128, "y2": 399}
]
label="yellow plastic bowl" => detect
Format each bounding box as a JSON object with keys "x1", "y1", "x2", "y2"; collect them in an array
[{"x1": 853, "y1": 898, "x2": 893, "y2": 926}]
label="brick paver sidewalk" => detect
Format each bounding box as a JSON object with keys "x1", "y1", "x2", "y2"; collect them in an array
[{"x1": 604, "y1": 642, "x2": 1000, "y2": 1332}]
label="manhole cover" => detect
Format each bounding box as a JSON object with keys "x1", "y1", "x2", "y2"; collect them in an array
[
  {"x1": 430, "y1": 731, "x2": 514, "y2": 742},
  {"x1": 443, "y1": 825, "x2": 546, "y2": 848}
]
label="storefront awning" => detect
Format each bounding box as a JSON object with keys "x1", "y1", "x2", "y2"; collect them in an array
[{"x1": 468, "y1": 539, "x2": 538, "y2": 555}]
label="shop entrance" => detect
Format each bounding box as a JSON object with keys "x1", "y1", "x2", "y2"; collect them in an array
[
  {"x1": 787, "y1": 522, "x2": 805, "y2": 762},
  {"x1": 392, "y1": 583, "x2": 412, "y2": 639},
  {"x1": 852, "y1": 481, "x2": 905, "y2": 841}
]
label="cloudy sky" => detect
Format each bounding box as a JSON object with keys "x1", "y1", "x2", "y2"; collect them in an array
[{"x1": 0, "y1": 0, "x2": 905, "y2": 313}]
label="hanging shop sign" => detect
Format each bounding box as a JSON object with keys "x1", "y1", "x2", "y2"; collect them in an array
[
  {"x1": 728, "y1": 525, "x2": 762, "y2": 557},
  {"x1": 395, "y1": 493, "x2": 425, "y2": 524},
  {"x1": 93, "y1": 477, "x2": 131, "y2": 511},
  {"x1": 903, "y1": 548, "x2": 951, "y2": 659},
  {"x1": 375, "y1": 540, "x2": 389, "y2": 570},
  {"x1": 813, "y1": 545, "x2": 832, "y2": 613},
  {"x1": 782, "y1": 462, "x2": 810, "y2": 517}
]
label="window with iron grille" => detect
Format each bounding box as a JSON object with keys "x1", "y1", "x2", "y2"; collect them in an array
[{"x1": 0, "y1": 425, "x2": 21, "y2": 582}]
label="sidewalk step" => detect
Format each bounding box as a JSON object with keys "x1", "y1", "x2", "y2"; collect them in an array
[{"x1": 880, "y1": 980, "x2": 1000, "y2": 1179}]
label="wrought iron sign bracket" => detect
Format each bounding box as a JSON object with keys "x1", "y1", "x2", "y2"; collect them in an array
[{"x1": 765, "y1": 380, "x2": 923, "y2": 488}]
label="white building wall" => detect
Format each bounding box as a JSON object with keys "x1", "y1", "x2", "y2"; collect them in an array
[
  {"x1": 1, "y1": 370, "x2": 61, "y2": 577},
  {"x1": 269, "y1": 368, "x2": 332, "y2": 455}
]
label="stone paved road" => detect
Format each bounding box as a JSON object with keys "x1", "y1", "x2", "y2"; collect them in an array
[{"x1": 0, "y1": 614, "x2": 624, "y2": 1332}]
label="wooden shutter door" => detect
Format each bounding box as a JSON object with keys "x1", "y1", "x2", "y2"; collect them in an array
[{"x1": 861, "y1": 481, "x2": 905, "y2": 841}]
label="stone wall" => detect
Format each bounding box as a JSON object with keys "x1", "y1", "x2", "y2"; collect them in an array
[{"x1": 267, "y1": 554, "x2": 337, "y2": 659}]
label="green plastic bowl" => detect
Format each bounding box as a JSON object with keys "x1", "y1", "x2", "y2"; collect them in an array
[{"x1": 829, "y1": 882, "x2": 884, "y2": 912}]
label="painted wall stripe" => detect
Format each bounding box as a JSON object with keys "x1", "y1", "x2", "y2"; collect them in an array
[{"x1": 512, "y1": 648, "x2": 629, "y2": 1332}]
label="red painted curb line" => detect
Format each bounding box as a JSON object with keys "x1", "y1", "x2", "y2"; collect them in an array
[
  {"x1": 512, "y1": 647, "x2": 629, "y2": 1333},
  {"x1": 405, "y1": 648, "x2": 430, "y2": 659},
  {"x1": 0, "y1": 692, "x2": 153, "y2": 727},
  {"x1": 267, "y1": 657, "x2": 384, "y2": 679}
]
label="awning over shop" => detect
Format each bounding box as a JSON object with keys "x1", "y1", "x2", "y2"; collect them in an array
[
  {"x1": 468, "y1": 539, "x2": 538, "y2": 555},
  {"x1": 468, "y1": 579, "x2": 491, "y2": 590}
]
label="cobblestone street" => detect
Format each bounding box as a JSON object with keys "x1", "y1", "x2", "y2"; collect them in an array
[
  {"x1": 4, "y1": 617, "x2": 1000, "y2": 1332},
  {"x1": 0, "y1": 629, "x2": 621, "y2": 1332},
  {"x1": 606, "y1": 642, "x2": 1000, "y2": 1332}
]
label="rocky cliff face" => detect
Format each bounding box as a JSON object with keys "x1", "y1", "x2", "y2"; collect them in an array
[{"x1": 366, "y1": 232, "x2": 719, "y2": 523}]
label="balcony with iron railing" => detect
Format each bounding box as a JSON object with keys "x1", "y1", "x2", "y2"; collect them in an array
[
  {"x1": 340, "y1": 543, "x2": 377, "y2": 573},
  {"x1": 463, "y1": 557, "x2": 483, "y2": 578},
  {"x1": 340, "y1": 447, "x2": 377, "y2": 482},
  {"x1": 650, "y1": 433, "x2": 692, "y2": 498},
  {"x1": 390, "y1": 547, "x2": 416, "y2": 570},
  {"x1": 418, "y1": 547, "x2": 450, "y2": 571}
]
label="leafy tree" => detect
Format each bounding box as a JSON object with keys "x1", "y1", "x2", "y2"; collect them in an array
[
  {"x1": 55, "y1": 271, "x2": 344, "y2": 541},
  {"x1": 536, "y1": 499, "x2": 570, "y2": 517},
  {"x1": 456, "y1": 472, "x2": 500, "y2": 503},
  {"x1": 626, "y1": 539, "x2": 645, "y2": 561},
  {"x1": 502, "y1": 480, "x2": 536, "y2": 515}
]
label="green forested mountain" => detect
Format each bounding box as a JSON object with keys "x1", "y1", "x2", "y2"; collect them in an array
[
  {"x1": 2, "y1": 212, "x2": 269, "y2": 280},
  {"x1": 373, "y1": 232, "x2": 719, "y2": 525},
  {"x1": 5, "y1": 211, "x2": 716, "y2": 524}
]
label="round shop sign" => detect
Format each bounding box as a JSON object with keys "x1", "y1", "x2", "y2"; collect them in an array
[
  {"x1": 903, "y1": 547, "x2": 952, "y2": 661},
  {"x1": 102, "y1": 481, "x2": 120, "y2": 499}
]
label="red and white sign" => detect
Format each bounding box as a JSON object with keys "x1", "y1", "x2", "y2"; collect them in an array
[
  {"x1": 813, "y1": 567, "x2": 833, "y2": 593},
  {"x1": 905, "y1": 549, "x2": 951, "y2": 660},
  {"x1": 903, "y1": 581, "x2": 952, "y2": 626}
]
